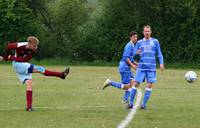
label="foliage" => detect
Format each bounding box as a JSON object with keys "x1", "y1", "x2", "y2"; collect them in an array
[
  {"x1": 135, "y1": 0, "x2": 200, "y2": 63},
  {"x1": 0, "y1": 0, "x2": 39, "y2": 52},
  {"x1": 0, "y1": 0, "x2": 200, "y2": 64},
  {"x1": 78, "y1": 0, "x2": 200, "y2": 63},
  {"x1": 38, "y1": 0, "x2": 88, "y2": 58}
]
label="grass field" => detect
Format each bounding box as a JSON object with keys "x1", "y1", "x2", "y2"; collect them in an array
[{"x1": 0, "y1": 65, "x2": 200, "y2": 128}]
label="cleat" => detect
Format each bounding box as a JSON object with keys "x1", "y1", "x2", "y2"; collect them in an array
[
  {"x1": 26, "y1": 107, "x2": 34, "y2": 112},
  {"x1": 127, "y1": 104, "x2": 133, "y2": 109},
  {"x1": 140, "y1": 105, "x2": 146, "y2": 109},
  {"x1": 102, "y1": 79, "x2": 111, "y2": 90},
  {"x1": 60, "y1": 67, "x2": 70, "y2": 79}
]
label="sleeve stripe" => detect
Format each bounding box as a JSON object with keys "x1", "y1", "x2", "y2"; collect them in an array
[{"x1": 17, "y1": 42, "x2": 28, "y2": 47}]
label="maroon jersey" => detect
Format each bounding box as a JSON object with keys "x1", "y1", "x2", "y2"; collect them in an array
[{"x1": 5, "y1": 42, "x2": 35, "y2": 62}]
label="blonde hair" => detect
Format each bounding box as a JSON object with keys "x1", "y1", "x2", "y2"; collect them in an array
[{"x1": 27, "y1": 36, "x2": 39, "y2": 45}]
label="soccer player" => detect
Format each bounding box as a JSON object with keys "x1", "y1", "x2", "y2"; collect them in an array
[
  {"x1": 0, "y1": 36, "x2": 70, "y2": 111},
  {"x1": 102, "y1": 31, "x2": 138, "y2": 103},
  {"x1": 128, "y1": 25, "x2": 164, "y2": 109}
]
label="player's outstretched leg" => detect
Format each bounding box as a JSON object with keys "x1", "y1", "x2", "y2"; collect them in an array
[
  {"x1": 32, "y1": 65, "x2": 70, "y2": 79},
  {"x1": 60, "y1": 67, "x2": 70, "y2": 79},
  {"x1": 44, "y1": 67, "x2": 70, "y2": 79},
  {"x1": 102, "y1": 79, "x2": 111, "y2": 90},
  {"x1": 141, "y1": 87, "x2": 152, "y2": 109},
  {"x1": 102, "y1": 79, "x2": 125, "y2": 90}
]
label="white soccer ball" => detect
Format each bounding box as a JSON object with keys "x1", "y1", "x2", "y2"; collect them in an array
[{"x1": 185, "y1": 71, "x2": 197, "y2": 83}]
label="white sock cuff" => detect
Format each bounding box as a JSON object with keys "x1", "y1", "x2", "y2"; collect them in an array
[
  {"x1": 121, "y1": 84, "x2": 125, "y2": 89},
  {"x1": 146, "y1": 88, "x2": 152, "y2": 91},
  {"x1": 132, "y1": 86, "x2": 137, "y2": 90}
]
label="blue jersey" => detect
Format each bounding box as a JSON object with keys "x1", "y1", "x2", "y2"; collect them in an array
[
  {"x1": 118, "y1": 41, "x2": 136, "y2": 72},
  {"x1": 136, "y1": 38, "x2": 164, "y2": 71}
]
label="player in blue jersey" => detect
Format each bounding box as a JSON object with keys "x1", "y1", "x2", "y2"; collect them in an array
[
  {"x1": 128, "y1": 25, "x2": 165, "y2": 109},
  {"x1": 102, "y1": 31, "x2": 138, "y2": 103}
]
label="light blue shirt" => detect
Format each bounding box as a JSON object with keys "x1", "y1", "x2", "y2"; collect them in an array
[{"x1": 135, "y1": 37, "x2": 164, "y2": 71}]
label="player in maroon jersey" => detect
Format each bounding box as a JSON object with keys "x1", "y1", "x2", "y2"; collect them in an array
[{"x1": 0, "y1": 36, "x2": 70, "y2": 111}]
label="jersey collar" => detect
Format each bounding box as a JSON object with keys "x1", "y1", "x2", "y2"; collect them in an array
[
  {"x1": 130, "y1": 41, "x2": 135, "y2": 46},
  {"x1": 143, "y1": 37, "x2": 152, "y2": 41}
]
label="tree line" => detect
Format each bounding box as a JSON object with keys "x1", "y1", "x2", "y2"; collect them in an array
[{"x1": 0, "y1": 0, "x2": 199, "y2": 64}]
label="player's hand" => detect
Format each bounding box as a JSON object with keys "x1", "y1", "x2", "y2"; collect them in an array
[
  {"x1": 0, "y1": 56, "x2": 3, "y2": 61},
  {"x1": 136, "y1": 49, "x2": 141, "y2": 54},
  {"x1": 132, "y1": 64, "x2": 137, "y2": 70},
  {"x1": 160, "y1": 64, "x2": 165, "y2": 71},
  {"x1": 8, "y1": 55, "x2": 12, "y2": 60}
]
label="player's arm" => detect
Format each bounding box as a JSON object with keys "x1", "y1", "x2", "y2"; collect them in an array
[
  {"x1": 133, "y1": 43, "x2": 141, "y2": 63},
  {"x1": 0, "y1": 56, "x2": 3, "y2": 61},
  {"x1": 156, "y1": 41, "x2": 164, "y2": 71},
  {"x1": 2, "y1": 42, "x2": 18, "y2": 61},
  {"x1": 8, "y1": 54, "x2": 33, "y2": 62},
  {"x1": 126, "y1": 58, "x2": 137, "y2": 69},
  {"x1": 123, "y1": 46, "x2": 137, "y2": 69}
]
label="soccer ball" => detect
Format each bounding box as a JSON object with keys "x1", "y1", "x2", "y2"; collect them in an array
[{"x1": 185, "y1": 71, "x2": 197, "y2": 83}]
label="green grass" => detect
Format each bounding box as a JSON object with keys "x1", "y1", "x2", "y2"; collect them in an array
[
  {"x1": 2, "y1": 58, "x2": 200, "y2": 69},
  {"x1": 0, "y1": 65, "x2": 200, "y2": 128}
]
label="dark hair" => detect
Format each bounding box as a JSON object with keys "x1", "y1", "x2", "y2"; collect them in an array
[{"x1": 129, "y1": 31, "x2": 137, "y2": 38}]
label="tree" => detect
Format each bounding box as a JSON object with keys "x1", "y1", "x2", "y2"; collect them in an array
[
  {"x1": 26, "y1": 0, "x2": 54, "y2": 32},
  {"x1": 78, "y1": 0, "x2": 200, "y2": 63},
  {"x1": 75, "y1": 0, "x2": 140, "y2": 61},
  {"x1": 38, "y1": 0, "x2": 88, "y2": 58},
  {"x1": 0, "y1": 0, "x2": 39, "y2": 52}
]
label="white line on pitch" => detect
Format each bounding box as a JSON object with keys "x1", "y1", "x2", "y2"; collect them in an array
[{"x1": 117, "y1": 89, "x2": 142, "y2": 128}]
